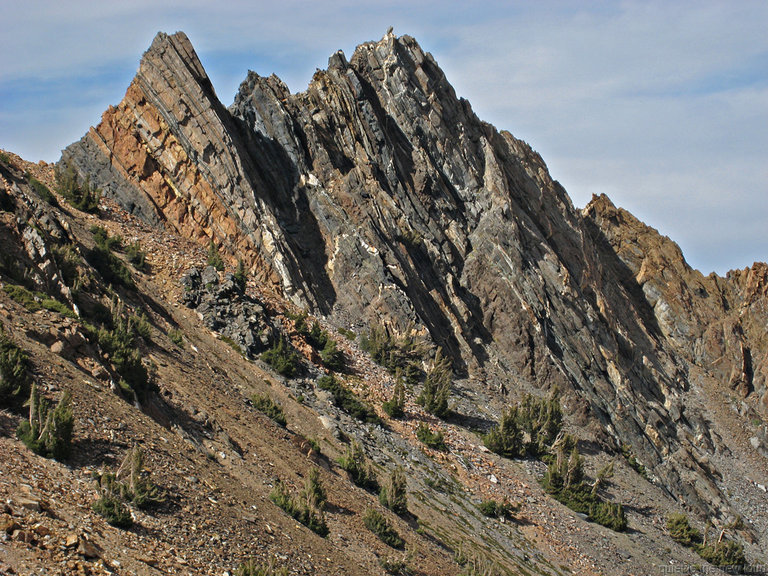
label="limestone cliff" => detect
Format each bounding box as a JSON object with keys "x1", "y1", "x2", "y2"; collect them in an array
[{"x1": 61, "y1": 30, "x2": 768, "y2": 532}]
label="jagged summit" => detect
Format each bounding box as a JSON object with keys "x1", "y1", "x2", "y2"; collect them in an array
[{"x1": 56, "y1": 29, "x2": 768, "y2": 559}]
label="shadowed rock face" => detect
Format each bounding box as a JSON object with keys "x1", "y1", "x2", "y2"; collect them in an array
[{"x1": 62, "y1": 30, "x2": 768, "y2": 525}]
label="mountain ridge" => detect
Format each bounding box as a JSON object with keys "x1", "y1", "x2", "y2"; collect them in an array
[
  {"x1": 60, "y1": 30, "x2": 768, "y2": 525},
  {"x1": 1, "y1": 29, "x2": 765, "y2": 574}
]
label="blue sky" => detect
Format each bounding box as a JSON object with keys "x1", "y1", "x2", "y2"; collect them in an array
[{"x1": 1, "y1": 1, "x2": 766, "y2": 274}]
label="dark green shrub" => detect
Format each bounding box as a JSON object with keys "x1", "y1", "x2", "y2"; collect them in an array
[
  {"x1": 269, "y1": 478, "x2": 328, "y2": 537},
  {"x1": 667, "y1": 514, "x2": 701, "y2": 547},
  {"x1": 416, "y1": 348, "x2": 451, "y2": 418},
  {"x1": 308, "y1": 321, "x2": 327, "y2": 348},
  {"x1": 125, "y1": 242, "x2": 146, "y2": 270},
  {"x1": 380, "y1": 558, "x2": 414, "y2": 576},
  {"x1": 28, "y1": 176, "x2": 58, "y2": 206},
  {"x1": 51, "y1": 244, "x2": 82, "y2": 288},
  {"x1": 3, "y1": 284, "x2": 76, "y2": 318},
  {"x1": 115, "y1": 445, "x2": 165, "y2": 509},
  {"x1": 207, "y1": 240, "x2": 224, "y2": 271},
  {"x1": 416, "y1": 422, "x2": 447, "y2": 451},
  {"x1": 92, "y1": 493, "x2": 133, "y2": 528},
  {"x1": 364, "y1": 507, "x2": 404, "y2": 548},
  {"x1": 87, "y1": 308, "x2": 154, "y2": 400},
  {"x1": 17, "y1": 384, "x2": 74, "y2": 460},
  {"x1": 55, "y1": 164, "x2": 100, "y2": 213},
  {"x1": 252, "y1": 394, "x2": 287, "y2": 426},
  {"x1": 90, "y1": 225, "x2": 122, "y2": 251},
  {"x1": 666, "y1": 514, "x2": 746, "y2": 568},
  {"x1": 300, "y1": 467, "x2": 327, "y2": 512},
  {"x1": 379, "y1": 466, "x2": 408, "y2": 516},
  {"x1": 382, "y1": 380, "x2": 405, "y2": 419},
  {"x1": 0, "y1": 323, "x2": 30, "y2": 406},
  {"x1": 483, "y1": 407, "x2": 524, "y2": 458},
  {"x1": 478, "y1": 499, "x2": 517, "y2": 520},
  {"x1": 542, "y1": 440, "x2": 627, "y2": 532},
  {"x1": 338, "y1": 441, "x2": 378, "y2": 491},
  {"x1": 338, "y1": 327, "x2": 356, "y2": 341},
  {"x1": 317, "y1": 374, "x2": 380, "y2": 424},
  {"x1": 589, "y1": 500, "x2": 627, "y2": 532},
  {"x1": 484, "y1": 391, "x2": 562, "y2": 459},
  {"x1": 360, "y1": 326, "x2": 425, "y2": 376},
  {"x1": 319, "y1": 338, "x2": 345, "y2": 371},
  {"x1": 288, "y1": 311, "x2": 309, "y2": 336},
  {"x1": 261, "y1": 337, "x2": 299, "y2": 377},
  {"x1": 86, "y1": 245, "x2": 133, "y2": 288},
  {"x1": 168, "y1": 329, "x2": 183, "y2": 347},
  {"x1": 234, "y1": 258, "x2": 247, "y2": 291},
  {"x1": 696, "y1": 541, "x2": 746, "y2": 567}
]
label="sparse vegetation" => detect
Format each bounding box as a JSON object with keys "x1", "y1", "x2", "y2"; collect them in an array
[
  {"x1": 221, "y1": 335, "x2": 244, "y2": 356},
  {"x1": 86, "y1": 302, "x2": 155, "y2": 401},
  {"x1": 382, "y1": 379, "x2": 406, "y2": 419},
  {"x1": 416, "y1": 348, "x2": 451, "y2": 418},
  {"x1": 51, "y1": 244, "x2": 82, "y2": 288},
  {"x1": 91, "y1": 225, "x2": 122, "y2": 251},
  {"x1": 92, "y1": 446, "x2": 164, "y2": 528},
  {"x1": 319, "y1": 337, "x2": 345, "y2": 371},
  {"x1": 666, "y1": 514, "x2": 746, "y2": 568},
  {"x1": 168, "y1": 328, "x2": 184, "y2": 347},
  {"x1": 92, "y1": 493, "x2": 133, "y2": 528},
  {"x1": 0, "y1": 323, "x2": 31, "y2": 406},
  {"x1": 542, "y1": 436, "x2": 627, "y2": 531},
  {"x1": 364, "y1": 507, "x2": 405, "y2": 548},
  {"x1": 360, "y1": 325, "x2": 425, "y2": 377},
  {"x1": 379, "y1": 466, "x2": 408, "y2": 516},
  {"x1": 337, "y1": 441, "x2": 379, "y2": 491},
  {"x1": 269, "y1": 474, "x2": 329, "y2": 537},
  {"x1": 126, "y1": 241, "x2": 147, "y2": 270},
  {"x1": 338, "y1": 327, "x2": 356, "y2": 341},
  {"x1": 667, "y1": 513, "x2": 701, "y2": 547},
  {"x1": 3, "y1": 283, "x2": 76, "y2": 318},
  {"x1": 416, "y1": 422, "x2": 447, "y2": 451},
  {"x1": 16, "y1": 384, "x2": 74, "y2": 460},
  {"x1": 380, "y1": 557, "x2": 414, "y2": 576},
  {"x1": 317, "y1": 374, "x2": 380, "y2": 424},
  {"x1": 261, "y1": 336, "x2": 299, "y2": 377},
  {"x1": 28, "y1": 176, "x2": 58, "y2": 206},
  {"x1": 252, "y1": 393, "x2": 287, "y2": 426},
  {"x1": 478, "y1": 499, "x2": 518, "y2": 520},
  {"x1": 86, "y1": 227, "x2": 133, "y2": 288},
  {"x1": 55, "y1": 164, "x2": 100, "y2": 213},
  {"x1": 234, "y1": 258, "x2": 247, "y2": 291},
  {"x1": 484, "y1": 391, "x2": 562, "y2": 459},
  {"x1": 207, "y1": 240, "x2": 224, "y2": 271},
  {"x1": 235, "y1": 559, "x2": 288, "y2": 576}
]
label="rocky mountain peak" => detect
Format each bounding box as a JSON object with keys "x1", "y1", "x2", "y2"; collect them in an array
[{"x1": 57, "y1": 30, "x2": 768, "y2": 540}]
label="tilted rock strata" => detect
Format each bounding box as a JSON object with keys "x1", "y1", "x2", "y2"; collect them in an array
[
  {"x1": 61, "y1": 31, "x2": 768, "y2": 529},
  {"x1": 585, "y1": 193, "x2": 768, "y2": 413}
]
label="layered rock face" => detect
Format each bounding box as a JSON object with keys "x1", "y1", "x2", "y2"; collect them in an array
[{"x1": 62, "y1": 31, "x2": 768, "y2": 526}]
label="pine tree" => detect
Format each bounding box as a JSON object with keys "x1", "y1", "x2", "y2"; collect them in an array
[
  {"x1": 417, "y1": 348, "x2": 451, "y2": 418},
  {"x1": 17, "y1": 383, "x2": 74, "y2": 460},
  {"x1": 382, "y1": 379, "x2": 406, "y2": 418},
  {"x1": 234, "y1": 258, "x2": 247, "y2": 291},
  {"x1": 207, "y1": 240, "x2": 224, "y2": 271},
  {"x1": 379, "y1": 466, "x2": 408, "y2": 516}
]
